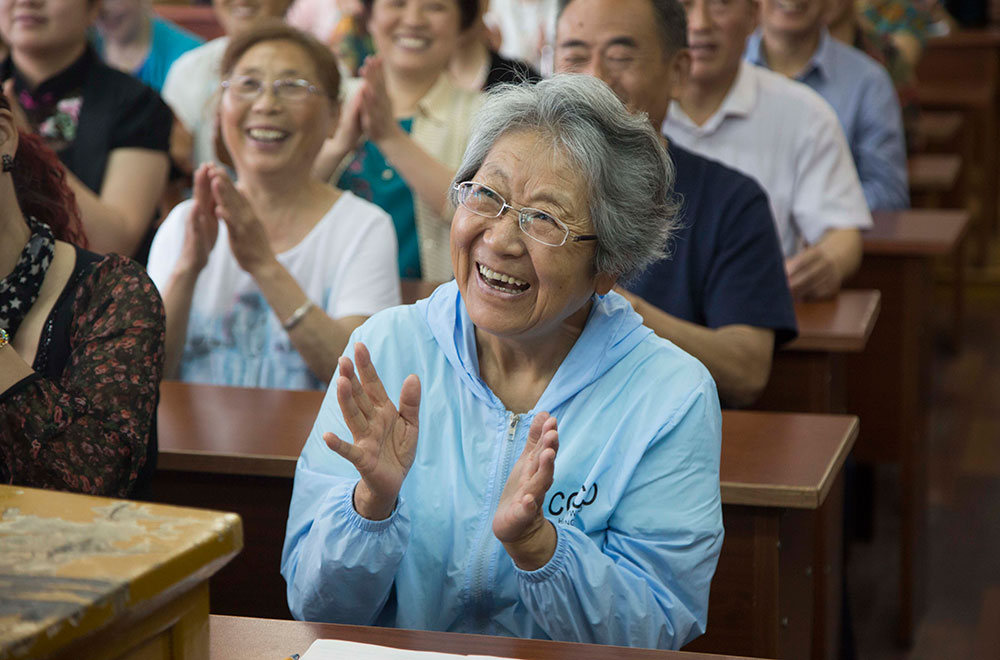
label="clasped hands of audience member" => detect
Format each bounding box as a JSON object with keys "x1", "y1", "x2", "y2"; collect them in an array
[
  {"x1": 785, "y1": 245, "x2": 840, "y2": 300},
  {"x1": 178, "y1": 162, "x2": 278, "y2": 280},
  {"x1": 325, "y1": 342, "x2": 561, "y2": 571}
]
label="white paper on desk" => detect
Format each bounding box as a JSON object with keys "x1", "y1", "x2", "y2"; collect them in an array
[{"x1": 301, "y1": 639, "x2": 520, "y2": 660}]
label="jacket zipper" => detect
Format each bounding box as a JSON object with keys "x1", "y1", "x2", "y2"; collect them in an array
[{"x1": 470, "y1": 411, "x2": 520, "y2": 630}]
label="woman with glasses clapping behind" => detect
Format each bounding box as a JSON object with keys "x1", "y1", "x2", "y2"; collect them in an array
[{"x1": 147, "y1": 22, "x2": 400, "y2": 391}]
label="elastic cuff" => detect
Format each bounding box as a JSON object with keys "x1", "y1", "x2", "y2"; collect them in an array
[
  {"x1": 340, "y1": 480, "x2": 401, "y2": 533},
  {"x1": 514, "y1": 523, "x2": 568, "y2": 583}
]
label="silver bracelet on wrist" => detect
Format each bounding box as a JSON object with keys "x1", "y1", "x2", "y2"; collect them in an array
[{"x1": 282, "y1": 300, "x2": 315, "y2": 331}]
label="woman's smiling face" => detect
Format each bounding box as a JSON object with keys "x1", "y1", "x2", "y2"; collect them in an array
[
  {"x1": 367, "y1": 0, "x2": 462, "y2": 78},
  {"x1": 219, "y1": 39, "x2": 335, "y2": 178},
  {"x1": 0, "y1": 0, "x2": 98, "y2": 57},
  {"x1": 451, "y1": 129, "x2": 615, "y2": 344},
  {"x1": 212, "y1": 0, "x2": 290, "y2": 36}
]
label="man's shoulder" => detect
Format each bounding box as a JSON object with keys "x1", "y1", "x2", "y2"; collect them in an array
[
  {"x1": 668, "y1": 141, "x2": 769, "y2": 216},
  {"x1": 670, "y1": 142, "x2": 763, "y2": 190},
  {"x1": 746, "y1": 62, "x2": 841, "y2": 121},
  {"x1": 826, "y1": 34, "x2": 894, "y2": 84}
]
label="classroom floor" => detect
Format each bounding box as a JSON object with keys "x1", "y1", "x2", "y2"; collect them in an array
[{"x1": 848, "y1": 256, "x2": 1000, "y2": 659}]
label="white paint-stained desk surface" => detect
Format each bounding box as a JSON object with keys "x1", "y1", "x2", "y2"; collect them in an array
[{"x1": 0, "y1": 484, "x2": 242, "y2": 659}]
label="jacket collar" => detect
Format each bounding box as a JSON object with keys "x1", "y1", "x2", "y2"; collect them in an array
[{"x1": 417, "y1": 280, "x2": 651, "y2": 413}]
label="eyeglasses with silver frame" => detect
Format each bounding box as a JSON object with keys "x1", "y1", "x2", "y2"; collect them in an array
[
  {"x1": 221, "y1": 76, "x2": 321, "y2": 102},
  {"x1": 452, "y1": 181, "x2": 598, "y2": 248}
]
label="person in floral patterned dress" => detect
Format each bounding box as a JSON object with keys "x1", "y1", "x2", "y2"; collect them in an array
[{"x1": 0, "y1": 90, "x2": 165, "y2": 499}]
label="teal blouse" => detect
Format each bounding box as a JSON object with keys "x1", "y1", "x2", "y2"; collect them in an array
[{"x1": 337, "y1": 118, "x2": 420, "y2": 279}]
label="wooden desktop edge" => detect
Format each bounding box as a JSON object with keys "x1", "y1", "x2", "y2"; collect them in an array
[
  {"x1": 157, "y1": 413, "x2": 860, "y2": 511},
  {"x1": 865, "y1": 209, "x2": 971, "y2": 256},
  {"x1": 208, "y1": 614, "x2": 757, "y2": 660},
  {"x1": 784, "y1": 290, "x2": 882, "y2": 353},
  {"x1": 156, "y1": 449, "x2": 297, "y2": 479},
  {"x1": 721, "y1": 415, "x2": 858, "y2": 509}
]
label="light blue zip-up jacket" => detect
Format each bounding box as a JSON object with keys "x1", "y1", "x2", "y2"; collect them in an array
[{"x1": 281, "y1": 282, "x2": 724, "y2": 649}]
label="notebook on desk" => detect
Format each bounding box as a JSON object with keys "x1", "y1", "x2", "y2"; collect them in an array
[{"x1": 302, "y1": 639, "x2": 521, "y2": 660}]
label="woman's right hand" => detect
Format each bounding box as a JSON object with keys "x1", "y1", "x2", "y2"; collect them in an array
[
  {"x1": 313, "y1": 86, "x2": 365, "y2": 181},
  {"x1": 177, "y1": 163, "x2": 219, "y2": 274},
  {"x1": 324, "y1": 342, "x2": 421, "y2": 521}
]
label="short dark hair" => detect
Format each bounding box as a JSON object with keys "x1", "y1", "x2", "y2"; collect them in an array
[
  {"x1": 558, "y1": 0, "x2": 688, "y2": 53},
  {"x1": 360, "y1": 0, "x2": 480, "y2": 32}
]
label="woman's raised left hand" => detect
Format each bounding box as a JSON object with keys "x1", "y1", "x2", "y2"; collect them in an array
[
  {"x1": 358, "y1": 56, "x2": 401, "y2": 145},
  {"x1": 493, "y1": 412, "x2": 560, "y2": 570},
  {"x1": 209, "y1": 168, "x2": 277, "y2": 278}
]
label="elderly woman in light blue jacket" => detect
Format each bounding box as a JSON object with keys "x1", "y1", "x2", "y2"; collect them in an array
[{"x1": 281, "y1": 74, "x2": 724, "y2": 650}]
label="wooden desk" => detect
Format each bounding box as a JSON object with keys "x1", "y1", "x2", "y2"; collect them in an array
[
  {"x1": 209, "y1": 615, "x2": 757, "y2": 660},
  {"x1": 687, "y1": 411, "x2": 857, "y2": 660},
  {"x1": 913, "y1": 111, "x2": 964, "y2": 150},
  {"x1": 155, "y1": 382, "x2": 856, "y2": 659},
  {"x1": 845, "y1": 208, "x2": 970, "y2": 645},
  {"x1": 908, "y1": 154, "x2": 962, "y2": 207},
  {"x1": 0, "y1": 484, "x2": 242, "y2": 660},
  {"x1": 755, "y1": 289, "x2": 881, "y2": 414},
  {"x1": 916, "y1": 30, "x2": 1000, "y2": 263},
  {"x1": 152, "y1": 5, "x2": 224, "y2": 41}
]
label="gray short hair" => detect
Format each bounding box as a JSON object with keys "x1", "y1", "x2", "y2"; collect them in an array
[
  {"x1": 558, "y1": 0, "x2": 689, "y2": 53},
  {"x1": 450, "y1": 74, "x2": 679, "y2": 281}
]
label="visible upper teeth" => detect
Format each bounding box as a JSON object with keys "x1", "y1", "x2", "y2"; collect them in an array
[
  {"x1": 397, "y1": 36, "x2": 430, "y2": 49},
  {"x1": 478, "y1": 263, "x2": 527, "y2": 287},
  {"x1": 248, "y1": 128, "x2": 286, "y2": 141}
]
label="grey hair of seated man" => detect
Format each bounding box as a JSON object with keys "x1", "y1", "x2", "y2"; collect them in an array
[
  {"x1": 450, "y1": 74, "x2": 679, "y2": 281},
  {"x1": 558, "y1": 0, "x2": 690, "y2": 54}
]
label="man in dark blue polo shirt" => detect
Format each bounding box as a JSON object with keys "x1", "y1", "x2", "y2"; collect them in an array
[{"x1": 555, "y1": 0, "x2": 796, "y2": 407}]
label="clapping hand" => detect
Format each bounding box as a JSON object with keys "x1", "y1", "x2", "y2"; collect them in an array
[
  {"x1": 357, "y1": 56, "x2": 400, "y2": 145},
  {"x1": 316, "y1": 81, "x2": 365, "y2": 177},
  {"x1": 208, "y1": 167, "x2": 277, "y2": 278},
  {"x1": 178, "y1": 163, "x2": 220, "y2": 274},
  {"x1": 324, "y1": 342, "x2": 422, "y2": 521},
  {"x1": 493, "y1": 412, "x2": 560, "y2": 570}
]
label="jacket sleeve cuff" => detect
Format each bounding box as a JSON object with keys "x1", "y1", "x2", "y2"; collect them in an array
[
  {"x1": 513, "y1": 522, "x2": 569, "y2": 583},
  {"x1": 341, "y1": 480, "x2": 404, "y2": 533}
]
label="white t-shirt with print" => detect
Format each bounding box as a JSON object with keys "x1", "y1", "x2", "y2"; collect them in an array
[{"x1": 148, "y1": 191, "x2": 401, "y2": 390}]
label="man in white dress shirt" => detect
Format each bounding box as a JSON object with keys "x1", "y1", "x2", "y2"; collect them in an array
[
  {"x1": 665, "y1": 0, "x2": 870, "y2": 300},
  {"x1": 486, "y1": 0, "x2": 559, "y2": 72}
]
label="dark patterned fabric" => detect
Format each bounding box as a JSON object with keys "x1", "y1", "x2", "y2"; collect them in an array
[
  {"x1": 0, "y1": 218, "x2": 54, "y2": 337},
  {"x1": 0, "y1": 247, "x2": 165, "y2": 498}
]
